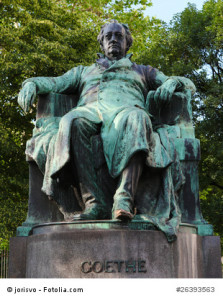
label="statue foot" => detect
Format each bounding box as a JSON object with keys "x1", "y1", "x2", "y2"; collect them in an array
[
  {"x1": 72, "y1": 205, "x2": 111, "y2": 221},
  {"x1": 112, "y1": 209, "x2": 134, "y2": 221}
]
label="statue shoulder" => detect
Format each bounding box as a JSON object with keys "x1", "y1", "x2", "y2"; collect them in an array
[
  {"x1": 132, "y1": 62, "x2": 159, "y2": 82},
  {"x1": 132, "y1": 62, "x2": 158, "y2": 73}
]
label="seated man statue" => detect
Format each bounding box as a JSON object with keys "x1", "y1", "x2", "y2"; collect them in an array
[{"x1": 18, "y1": 20, "x2": 196, "y2": 241}]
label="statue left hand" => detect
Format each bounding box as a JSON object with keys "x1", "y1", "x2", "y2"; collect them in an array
[
  {"x1": 18, "y1": 82, "x2": 37, "y2": 113},
  {"x1": 153, "y1": 78, "x2": 178, "y2": 104}
]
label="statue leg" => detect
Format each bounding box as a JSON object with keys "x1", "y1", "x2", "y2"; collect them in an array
[
  {"x1": 70, "y1": 118, "x2": 114, "y2": 220},
  {"x1": 112, "y1": 152, "x2": 144, "y2": 221}
]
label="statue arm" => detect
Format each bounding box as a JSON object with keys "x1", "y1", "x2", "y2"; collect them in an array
[{"x1": 18, "y1": 66, "x2": 83, "y2": 113}]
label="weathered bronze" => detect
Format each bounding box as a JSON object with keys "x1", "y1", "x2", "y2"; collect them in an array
[{"x1": 17, "y1": 20, "x2": 210, "y2": 242}]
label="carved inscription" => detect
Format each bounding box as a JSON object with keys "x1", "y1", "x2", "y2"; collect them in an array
[{"x1": 81, "y1": 260, "x2": 147, "y2": 273}]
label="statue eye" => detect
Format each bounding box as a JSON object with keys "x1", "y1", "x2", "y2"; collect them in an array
[
  {"x1": 116, "y1": 33, "x2": 124, "y2": 40},
  {"x1": 105, "y1": 33, "x2": 112, "y2": 40}
]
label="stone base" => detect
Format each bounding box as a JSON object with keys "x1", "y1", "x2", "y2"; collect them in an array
[{"x1": 8, "y1": 222, "x2": 222, "y2": 278}]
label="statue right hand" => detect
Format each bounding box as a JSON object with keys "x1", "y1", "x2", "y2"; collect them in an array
[{"x1": 18, "y1": 82, "x2": 37, "y2": 113}]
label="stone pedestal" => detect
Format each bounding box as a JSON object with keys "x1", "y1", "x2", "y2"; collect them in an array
[{"x1": 8, "y1": 222, "x2": 222, "y2": 278}]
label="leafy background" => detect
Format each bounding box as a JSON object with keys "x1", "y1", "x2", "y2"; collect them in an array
[{"x1": 0, "y1": 0, "x2": 222, "y2": 254}]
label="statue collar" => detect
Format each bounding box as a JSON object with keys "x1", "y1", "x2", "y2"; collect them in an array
[
  {"x1": 96, "y1": 53, "x2": 133, "y2": 69},
  {"x1": 96, "y1": 53, "x2": 133, "y2": 59}
]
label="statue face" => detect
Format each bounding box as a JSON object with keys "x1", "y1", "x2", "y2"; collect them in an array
[{"x1": 102, "y1": 23, "x2": 127, "y2": 60}]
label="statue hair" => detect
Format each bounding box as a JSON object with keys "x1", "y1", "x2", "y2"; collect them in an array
[{"x1": 97, "y1": 19, "x2": 133, "y2": 52}]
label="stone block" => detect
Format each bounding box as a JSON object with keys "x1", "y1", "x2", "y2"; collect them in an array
[
  {"x1": 8, "y1": 223, "x2": 222, "y2": 278},
  {"x1": 8, "y1": 237, "x2": 27, "y2": 278}
]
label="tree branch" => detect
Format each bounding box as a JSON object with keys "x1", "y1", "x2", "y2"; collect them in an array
[{"x1": 210, "y1": 181, "x2": 223, "y2": 190}]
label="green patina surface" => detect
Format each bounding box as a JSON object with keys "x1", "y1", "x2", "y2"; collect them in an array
[
  {"x1": 33, "y1": 221, "x2": 187, "y2": 234},
  {"x1": 17, "y1": 221, "x2": 214, "y2": 237},
  {"x1": 174, "y1": 138, "x2": 200, "y2": 161}
]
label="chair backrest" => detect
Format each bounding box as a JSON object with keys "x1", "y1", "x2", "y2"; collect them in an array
[{"x1": 37, "y1": 93, "x2": 78, "y2": 120}]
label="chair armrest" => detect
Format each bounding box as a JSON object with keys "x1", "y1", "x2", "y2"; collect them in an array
[{"x1": 147, "y1": 90, "x2": 195, "y2": 138}]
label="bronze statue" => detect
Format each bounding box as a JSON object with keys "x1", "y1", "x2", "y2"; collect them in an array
[{"x1": 18, "y1": 20, "x2": 205, "y2": 242}]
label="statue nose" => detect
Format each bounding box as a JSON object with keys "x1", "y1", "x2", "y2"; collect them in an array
[{"x1": 111, "y1": 34, "x2": 117, "y2": 42}]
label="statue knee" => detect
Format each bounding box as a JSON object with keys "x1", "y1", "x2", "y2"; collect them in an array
[
  {"x1": 71, "y1": 118, "x2": 87, "y2": 133},
  {"x1": 71, "y1": 118, "x2": 99, "y2": 139},
  {"x1": 127, "y1": 108, "x2": 153, "y2": 128}
]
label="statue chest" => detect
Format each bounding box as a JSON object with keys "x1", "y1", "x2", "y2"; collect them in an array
[{"x1": 78, "y1": 65, "x2": 147, "y2": 107}]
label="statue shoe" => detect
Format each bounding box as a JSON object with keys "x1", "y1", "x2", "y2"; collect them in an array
[
  {"x1": 112, "y1": 194, "x2": 134, "y2": 221},
  {"x1": 72, "y1": 204, "x2": 111, "y2": 221},
  {"x1": 112, "y1": 209, "x2": 134, "y2": 221}
]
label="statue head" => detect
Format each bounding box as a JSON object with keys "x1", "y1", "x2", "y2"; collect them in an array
[{"x1": 97, "y1": 20, "x2": 133, "y2": 60}]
